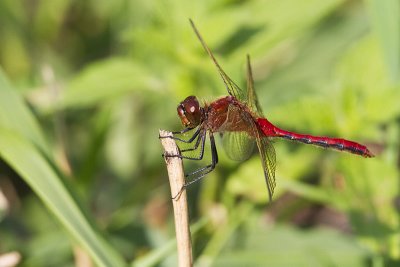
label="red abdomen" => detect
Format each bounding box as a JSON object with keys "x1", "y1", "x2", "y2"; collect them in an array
[{"x1": 257, "y1": 118, "x2": 374, "y2": 158}]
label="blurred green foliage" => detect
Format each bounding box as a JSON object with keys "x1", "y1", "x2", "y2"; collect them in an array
[{"x1": 0, "y1": 0, "x2": 399, "y2": 266}]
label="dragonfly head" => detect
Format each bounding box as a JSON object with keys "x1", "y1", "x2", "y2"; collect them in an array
[{"x1": 177, "y1": 96, "x2": 203, "y2": 128}]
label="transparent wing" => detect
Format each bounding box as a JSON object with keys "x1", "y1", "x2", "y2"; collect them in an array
[
  {"x1": 232, "y1": 109, "x2": 276, "y2": 201},
  {"x1": 190, "y1": 19, "x2": 246, "y2": 101},
  {"x1": 221, "y1": 106, "x2": 275, "y2": 199},
  {"x1": 245, "y1": 56, "x2": 276, "y2": 200},
  {"x1": 255, "y1": 132, "x2": 276, "y2": 201},
  {"x1": 246, "y1": 55, "x2": 264, "y2": 117},
  {"x1": 190, "y1": 20, "x2": 276, "y2": 200}
]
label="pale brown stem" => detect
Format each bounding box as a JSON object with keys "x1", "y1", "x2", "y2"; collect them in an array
[{"x1": 159, "y1": 130, "x2": 193, "y2": 267}]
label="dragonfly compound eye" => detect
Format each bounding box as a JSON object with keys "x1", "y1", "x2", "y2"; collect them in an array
[{"x1": 177, "y1": 96, "x2": 202, "y2": 127}]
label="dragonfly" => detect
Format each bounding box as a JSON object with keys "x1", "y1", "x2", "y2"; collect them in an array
[{"x1": 163, "y1": 20, "x2": 374, "y2": 201}]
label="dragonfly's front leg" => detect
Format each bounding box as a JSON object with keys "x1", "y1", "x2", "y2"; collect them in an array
[
  {"x1": 172, "y1": 132, "x2": 219, "y2": 199},
  {"x1": 163, "y1": 128, "x2": 207, "y2": 160},
  {"x1": 160, "y1": 127, "x2": 200, "y2": 159},
  {"x1": 159, "y1": 127, "x2": 200, "y2": 144},
  {"x1": 184, "y1": 132, "x2": 218, "y2": 178}
]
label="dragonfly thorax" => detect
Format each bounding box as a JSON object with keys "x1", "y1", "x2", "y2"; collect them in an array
[{"x1": 177, "y1": 96, "x2": 204, "y2": 128}]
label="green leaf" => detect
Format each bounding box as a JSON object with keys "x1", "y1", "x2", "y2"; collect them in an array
[
  {"x1": 215, "y1": 216, "x2": 371, "y2": 267},
  {"x1": 56, "y1": 58, "x2": 157, "y2": 110},
  {"x1": 335, "y1": 35, "x2": 400, "y2": 123},
  {"x1": 366, "y1": 0, "x2": 400, "y2": 82},
  {"x1": 0, "y1": 70, "x2": 127, "y2": 267},
  {"x1": 0, "y1": 69, "x2": 49, "y2": 155}
]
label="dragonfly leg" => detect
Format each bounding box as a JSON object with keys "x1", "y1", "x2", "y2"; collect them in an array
[
  {"x1": 180, "y1": 129, "x2": 203, "y2": 153},
  {"x1": 172, "y1": 133, "x2": 219, "y2": 200},
  {"x1": 185, "y1": 133, "x2": 219, "y2": 179},
  {"x1": 164, "y1": 129, "x2": 207, "y2": 160},
  {"x1": 159, "y1": 127, "x2": 200, "y2": 143},
  {"x1": 172, "y1": 127, "x2": 194, "y2": 135},
  {"x1": 162, "y1": 127, "x2": 204, "y2": 159}
]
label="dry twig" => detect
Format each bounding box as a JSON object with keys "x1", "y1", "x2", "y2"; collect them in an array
[{"x1": 159, "y1": 130, "x2": 193, "y2": 267}]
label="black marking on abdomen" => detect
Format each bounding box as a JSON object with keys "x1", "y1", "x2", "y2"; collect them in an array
[
  {"x1": 331, "y1": 143, "x2": 345, "y2": 150},
  {"x1": 314, "y1": 140, "x2": 329, "y2": 148},
  {"x1": 346, "y1": 146, "x2": 364, "y2": 155},
  {"x1": 279, "y1": 132, "x2": 369, "y2": 156},
  {"x1": 282, "y1": 134, "x2": 295, "y2": 140},
  {"x1": 297, "y1": 138, "x2": 312, "y2": 144}
]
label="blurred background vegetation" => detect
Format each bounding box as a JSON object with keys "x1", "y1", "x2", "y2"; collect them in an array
[{"x1": 0, "y1": 0, "x2": 399, "y2": 266}]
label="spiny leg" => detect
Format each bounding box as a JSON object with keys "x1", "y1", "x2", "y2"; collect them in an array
[
  {"x1": 159, "y1": 127, "x2": 201, "y2": 143},
  {"x1": 185, "y1": 132, "x2": 218, "y2": 178},
  {"x1": 173, "y1": 132, "x2": 219, "y2": 199},
  {"x1": 164, "y1": 128, "x2": 207, "y2": 161},
  {"x1": 180, "y1": 128, "x2": 204, "y2": 153},
  {"x1": 161, "y1": 127, "x2": 202, "y2": 159}
]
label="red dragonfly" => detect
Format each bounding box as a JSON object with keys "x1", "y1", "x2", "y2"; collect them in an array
[{"x1": 164, "y1": 20, "x2": 374, "y2": 201}]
